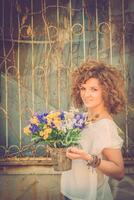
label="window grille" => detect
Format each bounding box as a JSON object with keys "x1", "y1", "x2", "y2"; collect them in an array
[{"x1": 0, "y1": 0, "x2": 134, "y2": 160}]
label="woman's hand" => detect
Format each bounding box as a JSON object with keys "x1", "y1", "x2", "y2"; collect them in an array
[{"x1": 66, "y1": 147, "x2": 92, "y2": 161}]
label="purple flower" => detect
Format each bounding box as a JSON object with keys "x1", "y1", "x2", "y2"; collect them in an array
[
  {"x1": 30, "y1": 124, "x2": 40, "y2": 134},
  {"x1": 44, "y1": 112, "x2": 48, "y2": 117},
  {"x1": 74, "y1": 114, "x2": 81, "y2": 121},
  {"x1": 50, "y1": 121, "x2": 55, "y2": 128},
  {"x1": 73, "y1": 122, "x2": 85, "y2": 129},
  {"x1": 75, "y1": 113, "x2": 85, "y2": 121},
  {"x1": 59, "y1": 112, "x2": 65, "y2": 120},
  {"x1": 73, "y1": 113, "x2": 86, "y2": 129},
  {"x1": 37, "y1": 114, "x2": 47, "y2": 124}
]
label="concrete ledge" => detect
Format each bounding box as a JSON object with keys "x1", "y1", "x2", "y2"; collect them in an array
[
  {"x1": 0, "y1": 157, "x2": 134, "y2": 175},
  {"x1": 0, "y1": 165, "x2": 61, "y2": 175},
  {"x1": 0, "y1": 157, "x2": 53, "y2": 166},
  {"x1": 0, "y1": 157, "x2": 134, "y2": 166}
]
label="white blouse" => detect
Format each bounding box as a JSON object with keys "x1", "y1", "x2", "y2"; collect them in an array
[{"x1": 61, "y1": 119, "x2": 123, "y2": 200}]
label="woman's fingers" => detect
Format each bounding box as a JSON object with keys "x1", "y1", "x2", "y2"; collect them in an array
[
  {"x1": 68, "y1": 147, "x2": 82, "y2": 154},
  {"x1": 66, "y1": 147, "x2": 89, "y2": 160},
  {"x1": 66, "y1": 150, "x2": 81, "y2": 159},
  {"x1": 66, "y1": 147, "x2": 85, "y2": 160}
]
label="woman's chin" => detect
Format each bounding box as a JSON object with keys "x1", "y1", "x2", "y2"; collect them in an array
[{"x1": 83, "y1": 103, "x2": 93, "y2": 108}]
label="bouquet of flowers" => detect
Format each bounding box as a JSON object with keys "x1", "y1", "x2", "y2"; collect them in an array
[
  {"x1": 24, "y1": 110, "x2": 86, "y2": 171},
  {"x1": 23, "y1": 110, "x2": 86, "y2": 148}
]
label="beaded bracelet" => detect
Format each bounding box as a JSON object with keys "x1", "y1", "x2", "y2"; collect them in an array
[{"x1": 87, "y1": 154, "x2": 101, "y2": 168}]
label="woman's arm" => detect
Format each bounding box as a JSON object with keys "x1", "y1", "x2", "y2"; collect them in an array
[
  {"x1": 97, "y1": 148, "x2": 124, "y2": 181},
  {"x1": 66, "y1": 147, "x2": 124, "y2": 181}
]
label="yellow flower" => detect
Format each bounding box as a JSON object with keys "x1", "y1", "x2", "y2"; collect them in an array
[
  {"x1": 53, "y1": 119, "x2": 61, "y2": 129},
  {"x1": 43, "y1": 128, "x2": 52, "y2": 139},
  {"x1": 46, "y1": 112, "x2": 60, "y2": 120},
  {"x1": 53, "y1": 111, "x2": 61, "y2": 117},
  {"x1": 45, "y1": 128, "x2": 52, "y2": 134},
  {"x1": 40, "y1": 128, "x2": 52, "y2": 139},
  {"x1": 46, "y1": 118, "x2": 51, "y2": 126},
  {"x1": 39, "y1": 131, "x2": 44, "y2": 137},
  {"x1": 46, "y1": 114, "x2": 54, "y2": 120},
  {"x1": 30, "y1": 116, "x2": 39, "y2": 125},
  {"x1": 43, "y1": 133, "x2": 49, "y2": 139},
  {"x1": 23, "y1": 125, "x2": 31, "y2": 135}
]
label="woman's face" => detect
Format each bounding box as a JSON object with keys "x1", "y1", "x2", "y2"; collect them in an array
[{"x1": 80, "y1": 78, "x2": 105, "y2": 110}]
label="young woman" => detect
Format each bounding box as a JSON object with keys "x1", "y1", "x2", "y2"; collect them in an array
[{"x1": 61, "y1": 60, "x2": 126, "y2": 200}]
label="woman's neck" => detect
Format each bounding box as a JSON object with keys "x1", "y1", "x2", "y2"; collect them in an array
[{"x1": 87, "y1": 107, "x2": 112, "y2": 121}]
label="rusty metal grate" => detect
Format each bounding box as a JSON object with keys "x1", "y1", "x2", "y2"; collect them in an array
[{"x1": 0, "y1": 0, "x2": 134, "y2": 159}]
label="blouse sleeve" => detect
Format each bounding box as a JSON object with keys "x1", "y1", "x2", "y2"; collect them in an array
[{"x1": 91, "y1": 120, "x2": 123, "y2": 154}]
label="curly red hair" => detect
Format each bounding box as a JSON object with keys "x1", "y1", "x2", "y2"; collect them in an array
[{"x1": 71, "y1": 59, "x2": 126, "y2": 114}]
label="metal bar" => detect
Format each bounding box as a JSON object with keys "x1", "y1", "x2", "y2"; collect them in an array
[
  {"x1": 17, "y1": 12, "x2": 22, "y2": 148},
  {"x1": 57, "y1": 0, "x2": 61, "y2": 109},
  {"x1": 0, "y1": 38, "x2": 85, "y2": 45},
  {"x1": 69, "y1": 0, "x2": 73, "y2": 107},
  {"x1": 57, "y1": 0, "x2": 59, "y2": 27},
  {"x1": 122, "y1": 0, "x2": 129, "y2": 154},
  {"x1": 44, "y1": 60, "x2": 48, "y2": 111},
  {"x1": 2, "y1": 0, "x2": 8, "y2": 148},
  {"x1": 95, "y1": 0, "x2": 99, "y2": 60},
  {"x1": 41, "y1": 1, "x2": 53, "y2": 111},
  {"x1": 82, "y1": 0, "x2": 86, "y2": 61},
  {"x1": 109, "y1": 0, "x2": 113, "y2": 64},
  {"x1": 42, "y1": 0, "x2": 48, "y2": 111},
  {"x1": 70, "y1": 0, "x2": 72, "y2": 68},
  {"x1": 31, "y1": 0, "x2": 35, "y2": 112}
]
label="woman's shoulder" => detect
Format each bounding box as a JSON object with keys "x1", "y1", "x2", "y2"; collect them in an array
[
  {"x1": 92, "y1": 119, "x2": 123, "y2": 150},
  {"x1": 92, "y1": 118, "x2": 116, "y2": 128},
  {"x1": 93, "y1": 118, "x2": 118, "y2": 135}
]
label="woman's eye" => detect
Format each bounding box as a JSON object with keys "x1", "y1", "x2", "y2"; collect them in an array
[
  {"x1": 91, "y1": 88, "x2": 98, "y2": 91},
  {"x1": 80, "y1": 87, "x2": 85, "y2": 91},
  {"x1": 80, "y1": 87, "x2": 98, "y2": 92}
]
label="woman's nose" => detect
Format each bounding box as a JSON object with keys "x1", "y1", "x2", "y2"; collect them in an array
[{"x1": 84, "y1": 90, "x2": 91, "y2": 97}]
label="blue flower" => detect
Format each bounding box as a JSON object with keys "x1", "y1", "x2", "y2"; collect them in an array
[
  {"x1": 50, "y1": 121, "x2": 55, "y2": 128},
  {"x1": 74, "y1": 114, "x2": 81, "y2": 121},
  {"x1": 30, "y1": 124, "x2": 40, "y2": 134},
  {"x1": 75, "y1": 113, "x2": 85, "y2": 121},
  {"x1": 73, "y1": 113, "x2": 85, "y2": 129},
  {"x1": 44, "y1": 112, "x2": 48, "y2": 117},
  {"x1": 59, "y1": 112, "x2": 65, "y2": 120},
  {"x1": 37, "y1": 114, "x2": 47, "y2": 124}
]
